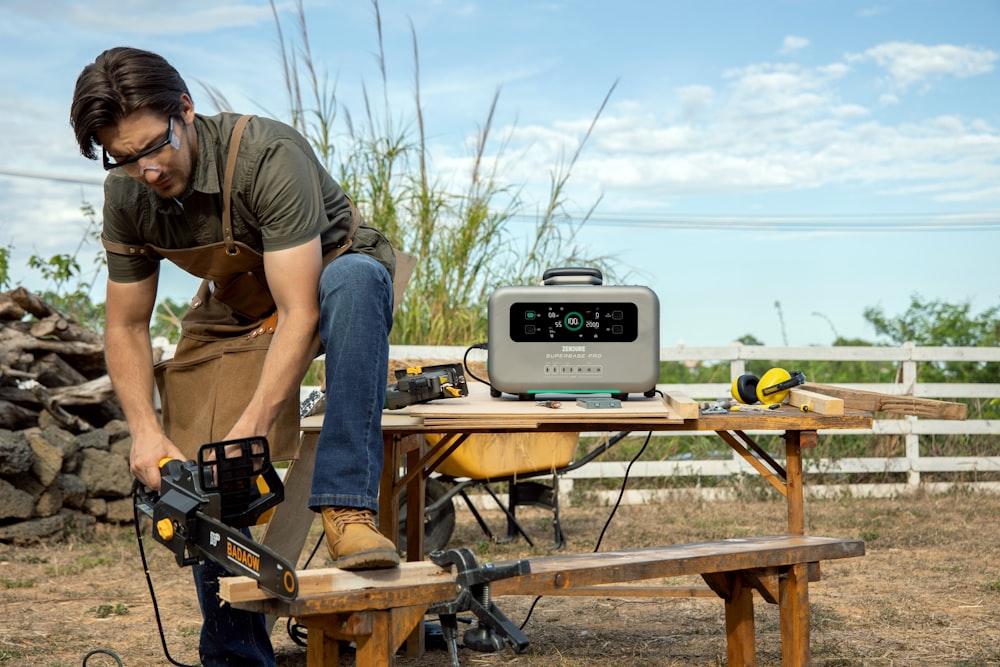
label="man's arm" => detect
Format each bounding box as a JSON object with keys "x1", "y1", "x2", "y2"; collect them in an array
[
  {"x1": 105, "y1": 270, "x2": 186, "y2": 490},
  {"x1": 224, "y1": 237, "x2": 323, "y2": 440}
]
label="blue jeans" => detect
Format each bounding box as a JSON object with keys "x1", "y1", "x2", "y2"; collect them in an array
[
  {"x1": 194, "y1": 555, "x2": 276, "y2": 667},
  {"x1": 194, "y1": 251, "x2": 393, "y2": 665},
  {"x1": 310, "y1": 251, "x2": 393, "y2": 511}
]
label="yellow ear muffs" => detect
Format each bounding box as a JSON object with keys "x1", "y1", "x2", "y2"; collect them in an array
[
  {"x1": 756, "y1": 368, "x2": 806, "y2": 405},
  {"x1": 731, "y1": 374, "x2": 760, "y2": 404},
  {"x1": 731, "y1": 368, "x2": 806, "y2": 405}
]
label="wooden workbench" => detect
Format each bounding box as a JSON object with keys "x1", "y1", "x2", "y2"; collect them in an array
[{"x1": 249, "y1": 384, "x2": 874, "y2": 665}]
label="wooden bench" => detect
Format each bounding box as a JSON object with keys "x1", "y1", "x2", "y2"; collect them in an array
[{"x1": 223, "y1": 533, "x2": 864, "y2": 667}]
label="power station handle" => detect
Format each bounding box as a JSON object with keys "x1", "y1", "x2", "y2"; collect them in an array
[{"x1": 541, "y1": 267, "x2": 603, "y2": 286}]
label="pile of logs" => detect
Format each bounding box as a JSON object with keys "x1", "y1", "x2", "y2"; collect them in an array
[{"x1": 0, "y1": 288, "x2": 133, "y2": 543}]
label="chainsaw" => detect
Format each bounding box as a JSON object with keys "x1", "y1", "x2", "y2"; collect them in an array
[{"x1": 134, "y1": 437, "x2": 299, "y2": 602}]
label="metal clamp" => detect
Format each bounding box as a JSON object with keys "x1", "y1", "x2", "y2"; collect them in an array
[{"x1": 428, "y1": 547, "x2": 531, "y2": 665}]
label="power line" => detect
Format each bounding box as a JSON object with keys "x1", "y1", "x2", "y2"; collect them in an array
[
  {"x1": 508, "y1": 212, "x2": 1000, "y2": 232},
  {"x1": 0, "y1": 168, "x2": 103, "y2": 187}
]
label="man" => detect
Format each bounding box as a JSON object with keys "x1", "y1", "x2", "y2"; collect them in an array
[{"x1": 70, "y1": 47, "x2": 399, "y2": 665}]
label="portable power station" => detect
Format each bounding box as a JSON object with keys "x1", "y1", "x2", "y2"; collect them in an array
[{"x1": 487, "y1": 268, "x2": 660, "y2": 400}]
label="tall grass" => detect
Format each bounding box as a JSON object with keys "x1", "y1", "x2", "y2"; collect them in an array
[{"x1": 269, "y1": 0, "x2": 619, "y2": 345}]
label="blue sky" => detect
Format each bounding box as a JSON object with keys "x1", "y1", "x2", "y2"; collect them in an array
[{"x1": 1, "y1": 0, "x2": 998, "y2": 347}]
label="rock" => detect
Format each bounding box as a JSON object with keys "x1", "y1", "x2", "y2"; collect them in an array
[
  {"x1": 34, "y1": 486, "x2": 64, "y2": 517},
  {"x1": 0, "y1": 513, "x2": 67, "y2": 544},
  {"x1": 0, "y1": 478, "x2": 38, "y2": 520},
  {"x1": 78, "y1": 448, "x2": 132, "y2": 498},
  {"x1": 57, "y1": 474, "x2": 88, "y2": 509},
  {"x1": 41, "y1": 424, "x2": 81, "y2": 473},
  {"x1": 11, "y1": 473, "x2": 44, "y2": 500},
  {"x1": 25, "y1": 428, "x2": 64, "y2": 487},
  {"x1": 84, "y1": 497, "x2": 107, "y2": 518},
  {"x1": 0, "y1": 429, "x2": 33, "y2": 476},
  {"x1": 104, "y1": 419, "x2": 130, "y2": 443},
  {"x1": 77, "y1": 427, "x2": 110, "y2": 452},
  {"x1": 105, "y1": 498, "x2": 137, "y2": 523},
  {"x1": 110, "y1": 438, "x2": 132, "y2": 461}
]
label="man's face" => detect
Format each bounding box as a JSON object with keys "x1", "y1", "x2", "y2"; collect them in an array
[{"x1": 96, "y1": 96, "x2": 196, "y2": 199}]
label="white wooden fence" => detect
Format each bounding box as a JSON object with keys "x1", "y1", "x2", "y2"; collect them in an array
[{"x1": 391, "y1": 344, "x2": 1000, "y2": 501}]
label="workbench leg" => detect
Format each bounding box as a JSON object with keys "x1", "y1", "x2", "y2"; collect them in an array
[
  {"x1": 379, "y1": 435, "x2": 397, "y2": 541},
  {"x1": 724, "y1": 574, "x2": 757, "y2": 667},
  {"x1": 380, "y1": 434, "x2": 426, "y2": 659},
  {"x1": 303, "y1": 619, "x2": 341, "y2": 667},
  {"x1": 779, "y1": 563, "x2": 810, "y2": 667},
  {"x1": 354, "y1": 610, "x2": 394, "y2": 667},
  {"x1": 783, "y1": 431, "x2": 806, "y2": 535}
]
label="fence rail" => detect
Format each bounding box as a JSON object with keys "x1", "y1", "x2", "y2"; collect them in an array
[{"x1": 391, "y1": 343, "x2": 1000, "y2": 500}]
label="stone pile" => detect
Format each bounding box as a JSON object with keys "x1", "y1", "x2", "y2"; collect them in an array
[{"x1": 0, "y1": 288, "x2": 132, "y2": 543}]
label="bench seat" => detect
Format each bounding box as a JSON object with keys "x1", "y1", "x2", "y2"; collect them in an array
[{"x1": 223, "y1": 534, "x2": 863, "y2": 667}]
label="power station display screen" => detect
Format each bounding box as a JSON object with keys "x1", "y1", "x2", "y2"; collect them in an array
[{"x1": 509, "y1": 302, "x2": 639, "y2": 342}]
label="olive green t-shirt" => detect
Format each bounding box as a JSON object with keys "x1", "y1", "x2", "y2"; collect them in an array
[{"x1": 102, "y1": 112, "x2": 392, "y2": 283}]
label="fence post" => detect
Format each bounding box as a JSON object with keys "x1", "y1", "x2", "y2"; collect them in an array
[{"x1": 900, "y1": 343, "x2": 921, "y2": 488}]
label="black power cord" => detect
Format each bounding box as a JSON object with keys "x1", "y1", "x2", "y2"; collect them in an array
[
  {"x1": 81, "y1": 649, "x2": 123, "y2": 666},
  {"x1": 131, "y1": 482, "x2": 201, "y2": 667},
  {"x1": 518, "y1": 397, "x2": 659, "y2": 631},
  {"x1": 462, "y1": 343, "x2": 490, "y2": 387},
  {"x1": 459, "y1": 340, "x2": 662, "y2": 631}
]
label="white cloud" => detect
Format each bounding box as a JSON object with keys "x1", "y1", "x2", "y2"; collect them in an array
[
  {"x1": 780, "y1": 36, "x2": 810, "y2": 55},
  {"x1": 473, "y1": 50, "x2": 1000, "y2": 211},
  {"x1": 847, "y1": 42, "x2": 998, "y2": 92},
  {"x1": 4, "y1": 0, "x2": 276, "y2": 34},
  {"x1": 857, "y1": 6, "x2": 888, "y2": 18}
]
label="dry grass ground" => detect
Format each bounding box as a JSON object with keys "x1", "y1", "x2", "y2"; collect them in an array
[{"x1": 2, "y1": 489, "x2": 999, "y2": 666}]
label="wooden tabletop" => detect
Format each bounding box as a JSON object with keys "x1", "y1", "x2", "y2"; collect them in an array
[{"x1": 300, "y1": 383, "x2": 873, "y2": 434}]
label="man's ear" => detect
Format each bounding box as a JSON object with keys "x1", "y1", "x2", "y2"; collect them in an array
[{"x1": 179, "y1": 93, "x2": 196, "y2": 126}]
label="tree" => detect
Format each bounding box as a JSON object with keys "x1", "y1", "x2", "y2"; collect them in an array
[{"x1": 865, "y1": 295, "x2": 999, "y2": 385}]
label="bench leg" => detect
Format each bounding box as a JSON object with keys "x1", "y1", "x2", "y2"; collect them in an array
[
  {"x1": 723, "y1": 574, "x2": 757, "y2": 667},
  {"x1": 779, "y1": 563, "x2": 810, "y2": 667},
  {"x1": 302, "y1": 616, "x2": 342, "y2": 667}
]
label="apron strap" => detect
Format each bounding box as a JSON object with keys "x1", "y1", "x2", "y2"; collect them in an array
[
  {"x1": 101, "y1": 236, "x2": 163, "y2": 259},
  {"x1": 222, "y1": 114, "x2": 254, "y2": 256}
]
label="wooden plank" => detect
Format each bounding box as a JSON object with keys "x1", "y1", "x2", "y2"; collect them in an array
[
  {"x1": 490, "y1": 535, "x2": 864, "y2": 597},
  {"x1": 227, "y1": 536, "x2": 864, "y2": 619},
  {"x1": 530, "y1": 584, "x2": 719, "y2": 598},
  {"x1": 663, "y1": 390, "x2": 699, "y2": 419},
  {"x1": 802, "y1": 382, "x2": 967, "y2": 420},
  {"x1": 220, "y1": 560, "x2": 451, "y2": 603},
  {"x1": 787, "y1": 388, "x2": 844, "y2": 416},
  {"x1": 410, "y1": 383, "x2": 682, "y2": 422}
]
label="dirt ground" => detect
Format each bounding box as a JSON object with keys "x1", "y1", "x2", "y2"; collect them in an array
[{"x1": 2, "y1": 488, "x2": 1000, "y2": 667}]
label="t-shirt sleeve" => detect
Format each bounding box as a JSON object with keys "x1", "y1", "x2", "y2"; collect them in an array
[
  {"x1": 247, "y1": 139, "x2": 327, "y2": 252},
  {"x1": 102, "y1": 179, "x2": 160, "y2": 283}
]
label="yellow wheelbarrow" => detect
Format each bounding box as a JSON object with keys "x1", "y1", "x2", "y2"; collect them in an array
[{"x1": 399, "y1": 431, "x2": 630, "y2": 552}]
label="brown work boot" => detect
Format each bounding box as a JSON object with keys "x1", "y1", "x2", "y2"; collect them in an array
[{"x1": 321, "y1": 506, "x2": 400, "y2": 570}]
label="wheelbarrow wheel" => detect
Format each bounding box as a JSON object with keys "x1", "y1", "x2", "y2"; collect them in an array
[{"x1": 397, "y1": 477, "x2": 456, "y2": 555}]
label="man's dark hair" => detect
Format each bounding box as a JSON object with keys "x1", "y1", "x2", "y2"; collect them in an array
[{"x1": 70, "y1": 47, "x2": 191, "y2": 160}]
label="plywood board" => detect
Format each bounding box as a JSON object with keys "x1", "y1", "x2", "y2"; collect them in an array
[{"x1": 410, "y1": 383, "x2": 683, "y2": 423}]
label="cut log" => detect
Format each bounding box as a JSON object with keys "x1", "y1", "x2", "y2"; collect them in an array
[
  {"x1": 30, "y1": 353, "x2": 89, "y2": 388},
  {"x1": 50, "y1": 375, "x2": 117, "y2": 406},
  {"x1": 9, "y1": 287, "x2": 58, "y2": 320},
  {"x1": 0, "y1": 293, "x2": 25, "y2": 321},
  {"x1": 30, "y1": 383, "x2": 92, "y2": 432},
  {"x1": 0, "y1": 400, "x2": 38, "y2": 429},
  {"x1": 0, "y1": 327, "x2": 105, "y2": 373}
]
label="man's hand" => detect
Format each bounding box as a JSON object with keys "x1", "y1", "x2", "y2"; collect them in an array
[{"x1": 130, "y1": 432, "x2": 187, "y2": 491}]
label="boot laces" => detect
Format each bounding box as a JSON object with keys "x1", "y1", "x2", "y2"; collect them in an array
[{"x1": 328, "y1": 507, "x2": 376, "y2": 531}]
